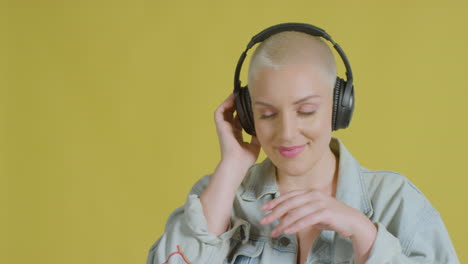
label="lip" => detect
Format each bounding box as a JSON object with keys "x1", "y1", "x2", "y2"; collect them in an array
[{"x1": 278, "y1": 144, "x2": 306, "y2": 158}]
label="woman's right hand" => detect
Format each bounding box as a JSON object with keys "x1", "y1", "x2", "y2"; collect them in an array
[{"x1": 214, "y1": 92, "x2": 261, "y2": 172}]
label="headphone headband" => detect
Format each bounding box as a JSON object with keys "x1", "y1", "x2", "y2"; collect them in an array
[
  {"x1": 248, "y1": 23, "x2": 331, "y2": 48},
  {"x1": 234, "y1": 22, "x2": 354, "y2": 107}
]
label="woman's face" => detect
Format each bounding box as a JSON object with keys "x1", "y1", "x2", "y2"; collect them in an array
[{"x1": 250, "y1": 62, "x2": 334, "y2": 176}]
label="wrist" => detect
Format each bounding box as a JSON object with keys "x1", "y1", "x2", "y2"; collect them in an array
[
  {"x1": 219, "y1": 158, "x2": 253, "y2": 173},
  {"x1": 349, "y1": 216, "x2": 377, "y2": 264},
  {"x1": 350, "y1": 215, "x2": 377, "y2": 242},
  {"x1": 209, "y1": 161, "x2": 251, "y2": 191}
]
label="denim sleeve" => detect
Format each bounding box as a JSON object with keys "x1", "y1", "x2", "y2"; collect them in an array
[
  {"x1": 146, "y1": 175, "x2": 251, "y2": 264},
  {"x1": 363, "y1": 209, "x2": 460, "y2": 264}
]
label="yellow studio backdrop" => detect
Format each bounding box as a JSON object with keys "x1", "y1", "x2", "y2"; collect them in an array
[{"x1": 1, "y1": 1, "x2": 467, "y2": 263}]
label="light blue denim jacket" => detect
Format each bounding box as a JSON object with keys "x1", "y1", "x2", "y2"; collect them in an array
[{"x1": 147, "y1": 136, "x2": 460, "y2": 264}]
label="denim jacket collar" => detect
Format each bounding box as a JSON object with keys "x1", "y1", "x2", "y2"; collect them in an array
[{"x1": 241, "y1": 136, "x2": 374, "y2": 220}]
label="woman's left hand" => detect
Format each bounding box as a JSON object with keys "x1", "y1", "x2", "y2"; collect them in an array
[{"x1": 260, "y1": 188, "x2": 373, "y2": 239}]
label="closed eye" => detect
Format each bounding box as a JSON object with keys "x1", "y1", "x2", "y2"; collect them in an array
[
  {"x1": 259, "y1": 111, "x2": 316, "y2": 119},
  {"x1": 260, "y1": 113, "x2": 275, "y2": 119}
]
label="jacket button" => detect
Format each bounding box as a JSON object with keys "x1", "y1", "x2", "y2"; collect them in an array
[{"x1": 279, "y1": 237, "x2": 291, "y2": 246}]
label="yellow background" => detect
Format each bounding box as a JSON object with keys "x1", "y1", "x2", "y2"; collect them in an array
[{"x1": 1, "y1": 1, "x2": 467, "y2": 263}]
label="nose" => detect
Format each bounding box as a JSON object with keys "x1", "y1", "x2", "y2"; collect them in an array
[{"x1": 277, "y1": 112, "x2": 299, "y2": 142}]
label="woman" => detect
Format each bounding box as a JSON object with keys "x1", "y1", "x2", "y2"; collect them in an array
[{"x1": 147, "y1": 24, "x2": 459, "y2": 264}]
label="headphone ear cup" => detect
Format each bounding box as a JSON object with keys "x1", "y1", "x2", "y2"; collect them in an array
[
  {"x1": 341, "y1": 81, "x2": 355, "y2": 129},
  {"x1": 235, "y1": 86, "x2": 256, "y2": 135},
  {"x1": 332, "y1": 77, "x2": 342, "y2": 131},
  {"x1": 333, "y1": 77, "x2": 355, "y2": 131},
  {"x1": 234, "y1": 88, "x2": 247, "y2": 131},
  {"x1": 241, "y1": 86, "x2": 256, "y2": 135}
]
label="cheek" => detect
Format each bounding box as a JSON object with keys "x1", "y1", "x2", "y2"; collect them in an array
[
  {"x1": 253, "y1": 122, "x2": 277, "y2": 149},
  {"x1": 304, "y1": 116, "x2": 326, "y2": 132},
  {"x1": 308, "y1": 108, "x2": 333, "y2": 131},
  {"x1": 254, "y1": 123, "x2": 269, "y2": 142}
]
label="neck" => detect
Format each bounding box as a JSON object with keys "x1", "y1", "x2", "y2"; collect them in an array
[{"x1": 276, "y1": 146, "x2": 339, "y2": 197}]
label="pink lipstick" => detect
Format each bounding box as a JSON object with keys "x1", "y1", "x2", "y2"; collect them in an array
[{"x1": 278, "y1": 144, "x2": 306, "y2": 158}]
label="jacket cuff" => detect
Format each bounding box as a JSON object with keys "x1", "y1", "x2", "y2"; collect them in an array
[
  {"x1": 183, "y1": 194, "x2": 251, "y2": 246},
  {"x1": 364, "y1": 222, "x2": 402, "y2": 264}
]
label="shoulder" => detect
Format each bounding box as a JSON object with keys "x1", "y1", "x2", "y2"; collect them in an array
[
  {"x1": 361, "y1": 167, "x2": 423, "y2": 194},
  {"x1": 360, "y1": 166, "x2": 436, "y2": 213},
  {"x1": 360, "y1": 167, "x2": 440, "y2": 238},
  {"x1": 360, "y1": 167, "x2": 432, "y2": 208}
]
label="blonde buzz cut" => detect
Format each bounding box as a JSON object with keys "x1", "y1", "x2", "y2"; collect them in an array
[{"x1": 247, "y1": 31, "x2": 337, "y2": 95}]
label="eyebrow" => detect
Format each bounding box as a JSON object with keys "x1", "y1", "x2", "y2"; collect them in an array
[{"x1": 253, "y1": 94, "x2": 320, "y2": 107}]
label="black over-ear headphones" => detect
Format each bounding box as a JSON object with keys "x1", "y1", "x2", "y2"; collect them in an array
[{"x1": 233, "y1": 22, "x2": 355, "y2": 136}]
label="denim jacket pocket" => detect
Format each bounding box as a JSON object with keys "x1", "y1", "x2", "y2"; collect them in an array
[{"x1": 226, "y1": 239, "x2": 265, "y2": 264}]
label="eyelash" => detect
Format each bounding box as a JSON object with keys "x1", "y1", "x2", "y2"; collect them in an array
[{"x1": 259, "y1": 111, "x2": 316, "y2": 119}]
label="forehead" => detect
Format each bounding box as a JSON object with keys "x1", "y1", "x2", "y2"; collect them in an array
[{"x1": 250, "y1": 63, "x2": 330, "y2": 99}]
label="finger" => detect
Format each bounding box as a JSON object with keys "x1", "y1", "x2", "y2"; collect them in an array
[
  {"x1": 261, "y1": 189, "x2": 307, "y2": 211},
  {"x1": 270, "y1": 201, "x2": 321, "y2": 236},
  {"x1": 214, "y1": 93, "x2": 236, "y2": 123},
  {"x1": 283, "y1": 208, "x2": 328, "y2": 235},
  {"x1": 260, "y1": 192, "x2": 315, "y2": 225},
  {"x1": 223, "y1": 92, "x2": 236, "y2": 111},
  {"x1": 217, "y1": 92, "x2": 235, "y2": 113},
  {"x1": 222, "y1": 104, "x2": 236, "y2": 124}
]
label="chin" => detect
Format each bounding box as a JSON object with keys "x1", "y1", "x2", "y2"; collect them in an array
[{"x1": 271, "y1": 153, "x2": 312, "y2": 176}]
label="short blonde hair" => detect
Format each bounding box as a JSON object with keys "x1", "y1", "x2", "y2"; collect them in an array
[{"x1": 247, "y1": 31, "x2": 337, "y2": 95}]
